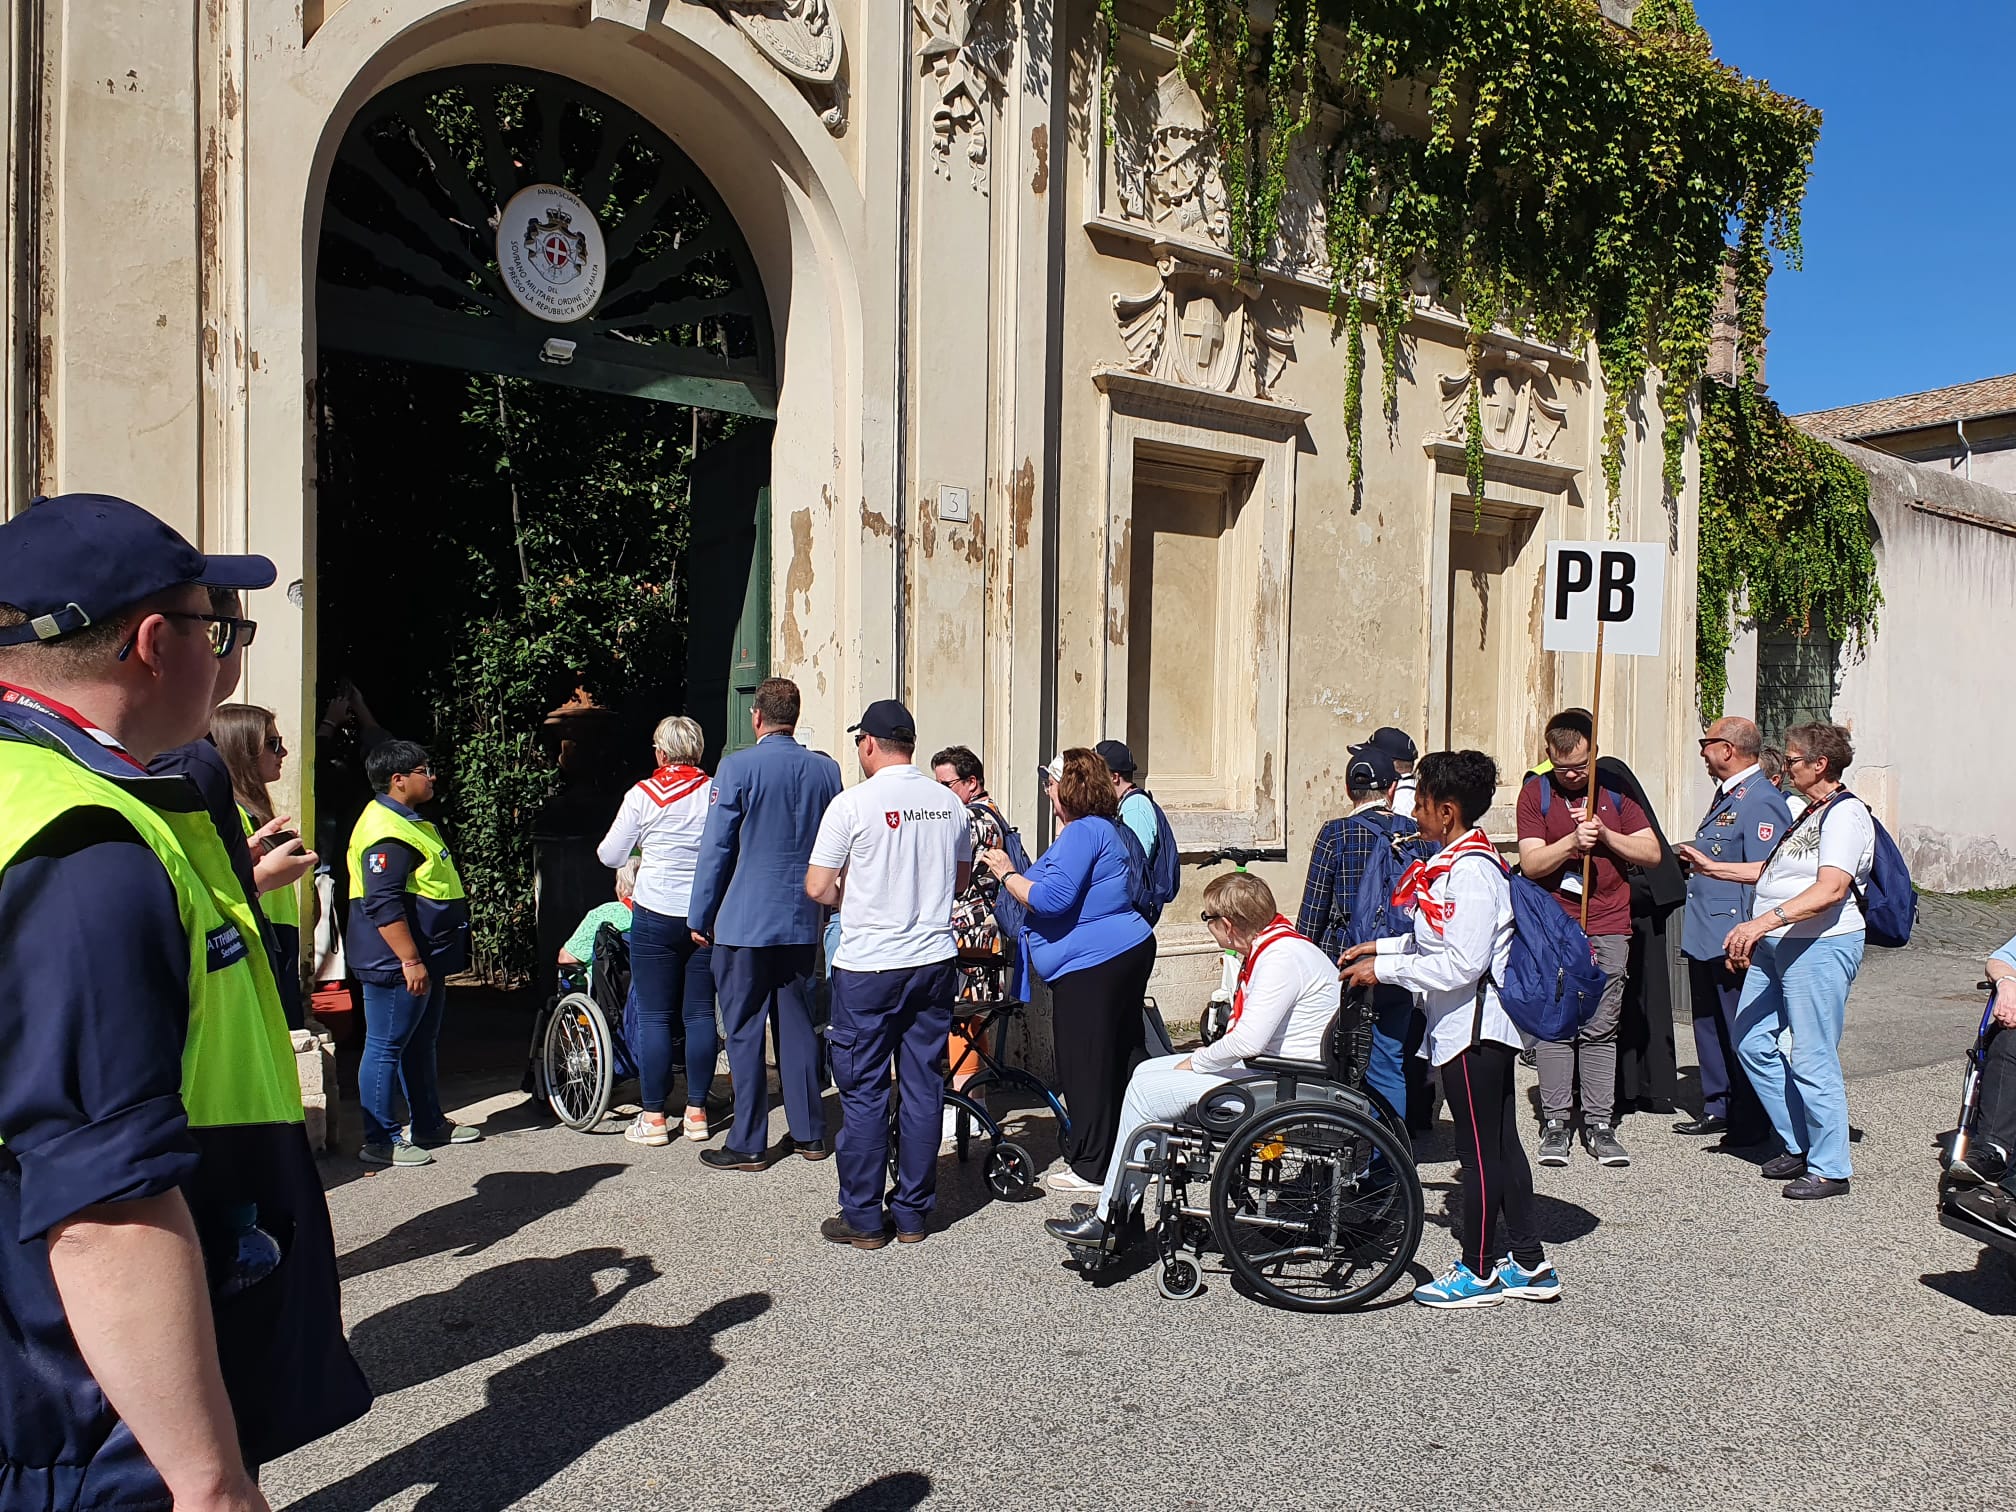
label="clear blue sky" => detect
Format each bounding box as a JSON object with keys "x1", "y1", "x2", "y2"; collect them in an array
[{"x1": 1694, "y1": 0, "x2": 2016, "y2": 415}]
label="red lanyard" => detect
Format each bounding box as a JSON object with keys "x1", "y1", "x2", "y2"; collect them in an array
[{"x1": 0, "y1": 680, "x2": 147, "y2": 771}]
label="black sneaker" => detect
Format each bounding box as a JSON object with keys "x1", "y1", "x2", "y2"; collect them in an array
[
  {"x1": 1582, "y1": 1122, "x2": 1631, "y2": 1168},
  {"x1": 1537, "y1": 1120, "x2": 1573, "y2": 1167},
  {"x1": 1949, "y1": 1184, "x2": 2016, "y2": 1237}
]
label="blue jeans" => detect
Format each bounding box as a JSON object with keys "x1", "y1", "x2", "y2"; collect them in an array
[
  {"x1": 629, "y1": 903, "x2": 718, "y2": 1113},
  {"x1": 1361, "y1": 985, "x2": 1422, "y2": 1125},
  {"x1": 360, "y1": 975, "x2": 447, "y2": 1146},
  {"x1": 1735, "y1": 932, "x2": 1863, "y2": 1180}
]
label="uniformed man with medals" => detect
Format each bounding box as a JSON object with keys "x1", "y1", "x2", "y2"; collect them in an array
[{"x1": 1674, "y1": 717, "x2": 1794, "y2": 1144}]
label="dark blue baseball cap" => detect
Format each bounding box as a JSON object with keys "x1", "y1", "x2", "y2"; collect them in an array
[
  {"x1": 0, "y1": 493, "x2": 276, "y2": 647},
  {"x1": 1094, "y1": 739, "x2": 1137, "y2": 775},
  {"x1": 849, "y1": 699, "x2": 917, "y2": 742},
  {"x1": 1346, "y1": 744, "x2": 1400, "y2": 790}
]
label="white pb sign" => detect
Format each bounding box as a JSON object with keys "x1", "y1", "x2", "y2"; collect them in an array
[{"x1": 1542, "y1": 541, "x2": 1666, "y2": 657}]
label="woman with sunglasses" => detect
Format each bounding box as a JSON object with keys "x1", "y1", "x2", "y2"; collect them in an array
[{"x1": 213, "y1": 704, "x2": 309, "y2": 1030}]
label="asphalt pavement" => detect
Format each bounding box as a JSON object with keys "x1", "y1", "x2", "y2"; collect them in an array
[{"x1": 266, "y1": 906, "x2": 2016, "y2": 1511}]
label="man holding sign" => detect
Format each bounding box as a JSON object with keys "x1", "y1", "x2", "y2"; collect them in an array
[{"x1": 1517, "y1": 711, "x2": 1662, "y2": 1168}]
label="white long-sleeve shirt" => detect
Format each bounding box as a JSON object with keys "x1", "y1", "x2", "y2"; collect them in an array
[
  {"x1": 1372, "y1": 836, "x2": 1520, "y2": 1066},
  {"x1": 1191, "y1": 932, "x2": 1336, "y2": 1077},
  {"x1": 596, "y1": 767, "x2": 712, "y2": 918}
]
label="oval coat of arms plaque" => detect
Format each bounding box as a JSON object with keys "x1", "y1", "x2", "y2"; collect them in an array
[{"x1": 497, "y1": 183, "x2": 608, "y2": 324}]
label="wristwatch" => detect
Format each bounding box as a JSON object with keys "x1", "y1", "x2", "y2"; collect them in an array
[{"x1": 1772, "y1": 905, "x2": 1791, "y2": 925}]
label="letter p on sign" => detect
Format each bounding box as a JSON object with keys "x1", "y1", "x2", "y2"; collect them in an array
[{"x1": 1543, "y1": 541, "x2": 1666, "y2": 658}]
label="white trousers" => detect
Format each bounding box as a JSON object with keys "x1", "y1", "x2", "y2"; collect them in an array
[{"x1": 1097, "y1": 1053, "x2": 1232, "y2": 1217}]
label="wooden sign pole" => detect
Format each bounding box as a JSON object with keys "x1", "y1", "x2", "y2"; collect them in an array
[{"x1": 1579, "y1": 616, "x2": 1607, "y2": 932}]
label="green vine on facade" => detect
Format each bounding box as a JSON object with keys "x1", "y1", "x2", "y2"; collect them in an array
[
  {"x1": 1695, "y1": 378, "x2": 1880, "y2": 722},
  {"x1": 1119, "y1": 0, "x2": 1818, "y2": 521}
]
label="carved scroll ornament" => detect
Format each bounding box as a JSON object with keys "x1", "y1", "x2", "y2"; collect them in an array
[
  {"x1": 1114, "y1": 254, "x2": 1295, "y2": 402},
  {"x1": 706, "y1": 0, "x2": 847, "y2": 132},
  {"x1": 1435, "y1": 346, "x2": 1570, "y2": 462},
  {"x1": 915, "y1": 0, "x2": 999, "y2": 194}
]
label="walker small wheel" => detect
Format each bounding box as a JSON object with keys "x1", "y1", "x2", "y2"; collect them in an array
[
  {"x1": 985, "y1": 1140, "x2": 1035, "y2": 1199},
  {"x1": 1158, "y1": 1257, "x2": 1203, "y2": 1300}
]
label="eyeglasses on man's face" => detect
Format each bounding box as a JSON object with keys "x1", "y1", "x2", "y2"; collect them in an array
[
  {"x1": 1698, "y1": 736, "x2": 1732, "y2": 752},
  {"x1": 120, "y1": 611, "x2": 258, "y2": 662}
]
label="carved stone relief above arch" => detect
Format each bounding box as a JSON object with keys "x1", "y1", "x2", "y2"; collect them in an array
[
  {"x1": 702, "y1": 0, "x2": 848, "y2": 133},
  {"x1": 1112, "y1": 252, "x2": 1295, "y2": 404}
]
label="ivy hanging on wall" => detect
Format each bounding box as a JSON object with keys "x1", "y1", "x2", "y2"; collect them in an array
[
  {"x1": 1695, "y1": 377, "x2": 1880, "y2": 723},
  {"x1": 1113, "y1": 0, "x2": 1819, "y2": 524}
]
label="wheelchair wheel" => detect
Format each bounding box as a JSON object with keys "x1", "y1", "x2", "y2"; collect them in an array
[
  {"x1": 543, "y1": 992, "x2": 614, "y2": 1131},
  {"x1": 985, "y1": 1140, "x2": 1036, "y2": 1199},
  {"x1": 1157, "y1": 1256, "x2": 1204, "y2": 1301},
  {"x1": 1209, "y1": 1099, "x2": 1422, "y2": 1313}
]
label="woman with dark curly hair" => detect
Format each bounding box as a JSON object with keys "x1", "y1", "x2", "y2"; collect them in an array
[
  {"x1": 981, "y1": 748, "x2": 1154, "y2": 1192},
  {"x1": 1343, "y1": 750, "x2": 1558, "y2": 1309}
]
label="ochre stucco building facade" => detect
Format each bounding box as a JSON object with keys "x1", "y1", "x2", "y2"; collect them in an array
[{"x1": 4, "y1": 0, "x2": 1704, "y2": 998}]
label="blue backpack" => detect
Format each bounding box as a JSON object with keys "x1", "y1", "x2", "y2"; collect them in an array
[
  {"x1": 1108, "y1": 818, "x2": 1162, "y2": 923},
  {"x1": 1122, "y1": 789, "x2": 1182, "y2": 924},
  {"x1": 1823, "y1": 791, "x2": 1917, "y2": 949},
  {"x1": 1344, "y1": 813, "x2": 1434, "y2": 951},
  {"x1": 1455, "y1": 851, "x2": 1607, "y2": 1043}
]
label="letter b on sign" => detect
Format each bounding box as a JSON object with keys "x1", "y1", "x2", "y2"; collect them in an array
[{"x1": 1542, "y1": 541, "x2": 1664, "y2": 658}]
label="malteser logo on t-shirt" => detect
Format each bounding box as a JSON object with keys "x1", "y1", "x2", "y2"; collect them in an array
[{"x1": 885, "y1": 811, "x2": 900, "y2": 829}]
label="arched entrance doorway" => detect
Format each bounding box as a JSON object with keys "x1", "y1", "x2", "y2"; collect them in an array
[{"x1": 312, "y1": 64, "x2": 778, "y2": 980}]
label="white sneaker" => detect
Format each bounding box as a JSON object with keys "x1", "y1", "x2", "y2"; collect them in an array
[
  {"x1": 940, "y1": 1105, "x2": 962, "y2": 1149},
  {"x1": 1047, "y1": 1167, "x2": 1101, "y2": 1196},
  {"x1": 624, "y1": 1114, "x2": 671, "y2": 1147},
  {"x1": 683, "y1": 1108, "x2": 710, "y2": 1142}
]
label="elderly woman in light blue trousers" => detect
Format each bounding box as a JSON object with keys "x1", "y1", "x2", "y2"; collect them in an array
[{"x1": 1715, "y1": 723, "x2": 1872, "y2": 1203}]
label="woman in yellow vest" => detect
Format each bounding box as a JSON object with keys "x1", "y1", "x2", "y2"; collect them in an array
[
  {"x1": 345, "y1": 739, "x2": 479, "y2": 1167},
  {"x1": 214, "y1": 703, "x2": 307, "y2": 1030}
]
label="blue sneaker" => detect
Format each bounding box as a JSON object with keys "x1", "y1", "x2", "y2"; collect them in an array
[
  {"x1": 1414, "y1": 1262, "x2": 1506, "y2": 1309},
  {"x1": 1496, "y1": 1256, "x2": 1562, "y2": 1302}
]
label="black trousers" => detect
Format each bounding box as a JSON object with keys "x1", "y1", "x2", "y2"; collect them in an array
[
  {"x1": 1978, "y1": 1022, "x2": 2016, "y2": 1192},
  {"x1": 1442, "y1": 1041, "x2": 1544, "y2": 1275},
  {"x1": 1052, "y1": 936, "x2": 1156, "y2": 1181},
  {"x1": 1686, "y1": 955, "x2": 1769, "y2": 1142}
]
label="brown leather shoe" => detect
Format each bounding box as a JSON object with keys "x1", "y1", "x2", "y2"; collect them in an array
[
  {"x1": 896, "y1": 1228, "x2": 927, "y2": 1245},
  {"x1": 820, "y1": 1214, "x2": 890, "y2": 1250},
  {"x1": 792, "y1": 1138, "x2": 831, "y2": 1162}
]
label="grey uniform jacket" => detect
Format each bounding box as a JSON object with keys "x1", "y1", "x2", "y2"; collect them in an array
[{"x1": 1680, "y1": 771, "x2": 1794, "y2": 961}]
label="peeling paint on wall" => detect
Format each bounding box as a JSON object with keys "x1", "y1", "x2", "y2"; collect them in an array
[
  {"x1": 1106, "y1": 518, "x2": 1131, "y2": 646},
  {"x1": 918, "y1": 497, "x2": 936, "y2": 560},
  {"x1": 1030, "y1": 125, "x2": 1049, "y2": 195},
  {"x1": 861, "y1": 500, "x2": 892, "y2": 538},
  {"x1": 781, "y1": 506, "x2": 815, "y2": 667}
]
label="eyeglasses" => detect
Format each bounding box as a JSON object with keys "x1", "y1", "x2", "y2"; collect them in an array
[
  {"x1": 118, "y1": 612, "x2": 258, "y2": 662},
  {"x1": 1199, "y1": 911, "x2": 1225, "y2": 925},
  {"x1": 1697, "y1": 737, "x2": 1732, "y2": 751},
  {"x1": 402, "y1": 765, "x2": 434, "y2": 779},
  {"x1": 264, "y1": 735, "x2": 287, "y2": 756},
  {"x1": 1787, "y1": 752, "x2": 1818, "y2": 767},
  {"x1": 1553, "y1": 762, "x2": 1590, "y2": 777}
]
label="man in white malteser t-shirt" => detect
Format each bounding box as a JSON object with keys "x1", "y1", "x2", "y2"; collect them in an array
[{"x1": 806, "y1": 699, "x2": 971, "y2": 1249}]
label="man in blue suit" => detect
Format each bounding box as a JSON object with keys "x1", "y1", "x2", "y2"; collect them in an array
[{"x1": 688, "y1": 677, "x2": 843, "y2": 1170}]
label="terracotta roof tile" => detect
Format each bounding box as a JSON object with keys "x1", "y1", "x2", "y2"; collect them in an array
[{"x1": 1795, "y1": 373, "x2": 2016, "y2": 440}]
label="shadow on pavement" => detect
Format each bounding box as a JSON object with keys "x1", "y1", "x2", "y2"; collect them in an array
[
  {"x1": 1426, "y1": 1187, "x2": 1600, "y2": 1247},
  {"x1": 349, "y1": 1246, "x2": 659, "y2": 1395},
  {"x1": 338, "y1": 1164, "x2": 627, "y2": 1280},
  {"x1": 825, "y1": 1472, "x2": 932, "y2": 1511},
  {"x1": 1920, "y1": 1248, "x2": 2016, "y2": 1316},
  {"x1": 281, "y1": 1295, "x2": 772, "y2": 1512}
]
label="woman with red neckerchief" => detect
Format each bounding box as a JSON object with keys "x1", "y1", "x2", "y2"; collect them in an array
[
  {"x1": 1342, "y1": 749, "x2": 1559, "y2": 1310},
  {"x1": 1043, "y1": 871, "x2": 1337, "y2": 1259},
  {"x1": 597, "y1": 715, "x2": 718, "y2": 1146}
]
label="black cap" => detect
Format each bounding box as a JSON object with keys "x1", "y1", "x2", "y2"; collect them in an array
[
  {"x1": 1369, "y1": 726, "x2": 1418, "y2": 763},
  {"x1": 1346, "y1": 744, "x2": 1400, "y2": 790},
  {"x1": 0, "y1": 493, "x2": 276, "y2": 647},
  {"x1": 849, "y1": 699, "x2": 917, "y2": 742},
  {"x1": 1094, "y1": 739, "x2": 1137, "y2": 775}
]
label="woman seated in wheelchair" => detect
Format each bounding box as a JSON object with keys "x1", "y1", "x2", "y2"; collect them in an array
[
  {"x1": 1043, "y1": 871, "x2": 1336, "y2": 1255},
  {"x1": 557, "y1": 860, "x2": 638, "y2": 991}
]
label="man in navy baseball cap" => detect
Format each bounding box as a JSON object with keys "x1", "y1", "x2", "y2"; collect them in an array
[
  {"x1": 848, "y1": 698, "x2": 918, "y2": 744},
  {"x1": 0, "y1": 492, "x2": 275, "y2": 649}
]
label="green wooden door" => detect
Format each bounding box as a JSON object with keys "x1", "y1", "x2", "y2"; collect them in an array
[{"x1": 686, "y1": 425, "x2": 773, "y2": 767}]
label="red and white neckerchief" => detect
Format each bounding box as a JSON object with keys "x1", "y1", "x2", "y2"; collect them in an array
[
  {"x1": 0, "y1": 680, "x2": 147, "y2": 771},
  {"x1": 1390, "y1": 828, "x2": 1500, "y2": 936},
  {"x1": 1231, "y1": 914, "x2": 1304, "y2": 1026},
  {"x1": 638, "y1": 763, "x2": 709, "y2": 807}
]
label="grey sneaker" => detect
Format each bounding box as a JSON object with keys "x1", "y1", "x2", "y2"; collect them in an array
[
  {"x1": 1537, "y1": 1120, "x2": 1573, "y2": 1167},
  {"x1": 410, "y1": 1123, "x2": 482, "y2": 1148},
  {"x1": 360, "y1": 1140, "x2": 433, "y2": 1167},
  {"x1": 1583, "y1": 1122, "x2": 1631, "y2": 1167}
]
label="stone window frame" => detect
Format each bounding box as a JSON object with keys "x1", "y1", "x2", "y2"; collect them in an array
[{"x1": 1092, "y1": 369, "x2": 1310, "y2": 851}]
